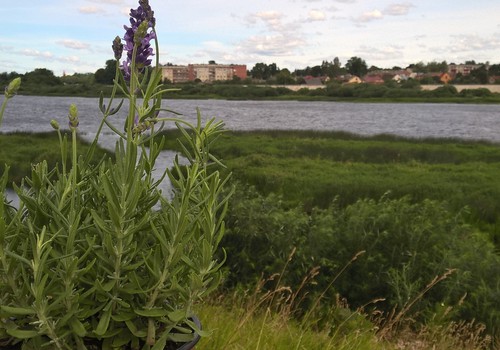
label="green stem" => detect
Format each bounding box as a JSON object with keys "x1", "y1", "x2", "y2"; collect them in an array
[
  {"x1": 56, "y1": 129, "x2": 66, "y2": 176},
  {"x1": 72, "y1": 129, "x2": 77, "y2": 185},
  {"x1": 0, "y1": 96, "x2": 11, "y2": 128}
]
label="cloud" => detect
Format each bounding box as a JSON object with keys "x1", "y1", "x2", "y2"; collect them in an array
[
  {"x1": 308, "y1": 10, "x2": 327, "y2": 22},
  {"x1": 56, "y1": 39, "x2": 90, "y2": 50},
  {"x1": 357, "y1": 45, "x2": 405, "y2": 63},
  {"x1": 79, "y1": 6, "x2": 100, "y2": 14},
  {"x1": 246, "y1": 11, "x2": 284, "y2": 31},
  {"x1": 385, "y1": 2, "x2": 414, "y2": 16},
  {"x1": 87, "y1": 0, "x2": 125, "y2": 4},
  {"x1": 356, "y1": 10, "x2": 383, "y2": 23},
  {"x1": 352, "y1": 2, "x2": 413, "y2": 24},
  {"x1": 237, "y1": 34, "x2": 305, "y2": 57},
  {"x1": 241, "y1": 9, "x2": 307, "y2": 58},
  {"x1": 59, "y1": 56, "x2": 81, "y2": 63},
  {"x1": 21, "y1": 49, "x2": 54, "y2": 59},
  {"x1": 446, "y1": 34, "x2": 500, "y2": 53}
]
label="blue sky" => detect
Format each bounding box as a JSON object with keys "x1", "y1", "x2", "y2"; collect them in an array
[{"x1": 2, "y1": 0, "x2": 500, "y2": 76}]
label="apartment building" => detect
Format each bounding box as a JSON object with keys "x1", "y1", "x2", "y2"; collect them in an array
[
  {"x1": 448, "y1": 63, "x2": 483, "y2": 76},
  {"x1": 161, "y1": 63, "x2": 247, "y2": 83},
  {"x1": 161, "y1": 65, "x2": 190, "y2": 83}
]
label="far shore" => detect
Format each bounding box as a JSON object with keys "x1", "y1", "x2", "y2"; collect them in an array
[{"x1": 268, "y1": 83, "x2": 500, "y2": 93}]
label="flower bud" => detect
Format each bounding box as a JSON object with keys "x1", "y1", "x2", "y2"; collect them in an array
[
  {"x1": 50, "y1": 119, "x2": 60, "y2": 130},
  {"x1": 68, "y1": 104, "x2": 79, "y2": 129},
  {"x1": 112, "y1": 36, "x2": 123, "y2": 60},
  {"x1": 134, "y1": 21, "x2": 149, "y2": 45},
  {"x1": 4, "y1": 77, "x2": 21, "y2": 99}
]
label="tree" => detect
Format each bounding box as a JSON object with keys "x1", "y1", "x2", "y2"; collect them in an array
[
  {"x1": 426, "y1": 60, "x2": 448, "y2": 73},
  {"x1": 24, "y1": 68, "x2": 61, "y2": 86},
  {"x1": 345, "y1": 56, "x2": 368, "y2": 77},
  {"x1": 488, "y1": 64, "x2": 500, "y2": 76},
  {"x1": 310, "y1": 65, "x2": 323, "y2": 77},
  {"x1": 470, "y1": 65, "x2": 489, "y2": 84},
  {"x1": 250, "y1": 62, "x2": 279, "y2": 80},
  {"x1": 250, "y1": 63, "x2": 267, "y2": 80},
  {"x1": 275, "y1": 68, "x2": 295, "y2": 84},
  {"x1": 407, "y1": 61, "x2": 427, "y2": 73},
  {"x1": 94, "y1": 59, "x2": 117, "y2": 84}
]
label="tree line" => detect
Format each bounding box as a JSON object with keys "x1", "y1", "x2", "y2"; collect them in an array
[{"x1": 2, "y1": 57, "x2": 500, "y2": 91}]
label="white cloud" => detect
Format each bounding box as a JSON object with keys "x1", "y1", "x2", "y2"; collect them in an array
[
  {"x1": 358, "y1": 45, "x2": 405, "y2": 63},
  {"x1": 56, "y1": 39, "x2": 90, "y2": 50},
  {"x1": 352, "y1": 3, "x2": 413, "y2": 24},
  {"x1": 79, "y1": 6, "x2": 100, "y2": 14},
  {"x1": 308, "y1": 10, "x2": 327, "y2": 22},
  {"x1": 385, "y1": 2, "x2": 414, "y2": 16},
  {"x1": 59, "y1": 56, "x2": 81, "y2": 63},
  {"x1": 238, "y1": 34, "x2": 305, "y2": 56},
  {"x1": 446, "y1": 34, "x2": 500, "y2": 53},
  {"x1": 87, "y1": 0, "x2": 125, "y2": 4},
  {"x1": 21, "y1": 49, "x2": 54, "y2": 59},
  {"x1": 246, "y1": 11, "x2": 284, "y2": 31},
  {"x1": 355, "y1": 9, "x2": 383, "y2": 23}
]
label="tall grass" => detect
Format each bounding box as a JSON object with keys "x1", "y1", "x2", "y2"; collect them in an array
[
  {"x1": 193, "y1": 256, "x2": 493, "y2": 350},
  {"x1": 0, "y1": 132, "x2": 111, "y2": 185},
  {"x1": 162, "y1": 129, "x2": 500, "y2": 235}
]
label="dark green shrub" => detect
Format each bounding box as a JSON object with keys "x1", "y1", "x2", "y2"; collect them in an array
[
  {"x1": 459, "y1": 88, "x2": 492, "y2": 97},
  {"x1": 222, "y1": 187, "x2": 500, "y2": 335},
  {"x1": 429, "y1": 85, "x2": 459, "y2": 97}
]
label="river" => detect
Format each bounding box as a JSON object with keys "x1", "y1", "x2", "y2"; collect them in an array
[
  {"x1": 2, "y1": 96, "x2": 500, "y2": 205},
  {"x1": 1, "y1": 96, "x2": 500, "y2": 141}
]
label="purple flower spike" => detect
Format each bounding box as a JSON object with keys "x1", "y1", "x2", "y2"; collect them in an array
[{"x1": 120, "y1": 0, "x2": 156, "y2": 81}]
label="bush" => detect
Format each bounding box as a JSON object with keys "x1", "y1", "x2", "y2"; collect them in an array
[
  {"x1": 429, "y1": 85, "x2": 459, "y2": 97},
  {"x1": 459, "y1": 88, "x2": 492, "y2": 97},
  {"x1": 222, "y1": 187, "x2": 500, "y2": 336}
]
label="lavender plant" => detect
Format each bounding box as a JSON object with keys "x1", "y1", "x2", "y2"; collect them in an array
[{"x1": 0, "y1": 1, "x2": 231, "y2": 349}]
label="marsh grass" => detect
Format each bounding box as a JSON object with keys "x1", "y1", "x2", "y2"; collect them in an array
[
  {"x1": 194, "y1": 256, "x2": 493, "y2": 350},
  {"x1": 0, "y1": 132, "x2": 111, "y2": 185},
  {"x1": 195, "y1": 252, "x2": 390, "y2": 350},
  {"x1": 163, "y1": 129, "x2": 500, "y2": 236}
]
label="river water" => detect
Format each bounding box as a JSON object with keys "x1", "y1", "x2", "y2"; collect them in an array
[
  {"x1": 2, "y1": 96, "x2": 500, "y2": 204},
  {"x1": 1, "y1": 96, "x2": 500, "y2": 141}
]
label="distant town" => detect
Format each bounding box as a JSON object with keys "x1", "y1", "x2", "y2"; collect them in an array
[
  {"x1": 2, "y1": 58, "x2": 500, "y2": 99},
  {"x1": 159, "y1": 59, "x2": 500, "y2": 86}
]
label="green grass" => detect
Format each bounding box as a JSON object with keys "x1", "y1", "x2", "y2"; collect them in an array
[
  {"x1": 0, "y1": 132, "x2": 111, "y2": 185},
  {"x1": 193, "y1": 277, "x2": 494, "y2": 350},
  {"x1": 162, "y1": 129, "x2": 500, "y2": 232}
]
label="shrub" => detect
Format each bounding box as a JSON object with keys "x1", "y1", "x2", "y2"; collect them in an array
[{"x1": 222, "y1": 187, "x2": 500, "y2": 336}]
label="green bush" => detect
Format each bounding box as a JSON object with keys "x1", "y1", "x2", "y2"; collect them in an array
[{"x1": 222, "y1": 187, "x2": 500, "y2": 336}]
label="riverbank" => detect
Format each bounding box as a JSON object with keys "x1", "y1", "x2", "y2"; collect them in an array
[
  {"x1": 9, "y1": 80, "x2": 500, "y2": 103},
  {"x1": 271, "y1": 83, "x2": 500, "y2": 93}
]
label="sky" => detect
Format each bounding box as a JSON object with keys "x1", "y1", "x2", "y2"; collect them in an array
[{"x1": 2, "y1": 0, "x2": 500, "y2": 76}]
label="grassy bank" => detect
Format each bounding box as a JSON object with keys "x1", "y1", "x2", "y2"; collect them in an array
[
  {"x1": 7, "y1": 78, "x2": 500, "y2": 103},
  {"x1": 0, "y1": 132, "x2": 111, "y2": 185},
  {"x1": 164, "y1": 130, "x2": 500, "y2": 235}
]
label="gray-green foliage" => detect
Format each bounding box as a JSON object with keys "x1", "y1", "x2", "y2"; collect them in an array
[
  {"x1": 0, "y1": 26, "x2": 232, "y2": 346},
  {"x1": 0, "y1": 113, "x2": 230, "y2": 349}
]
